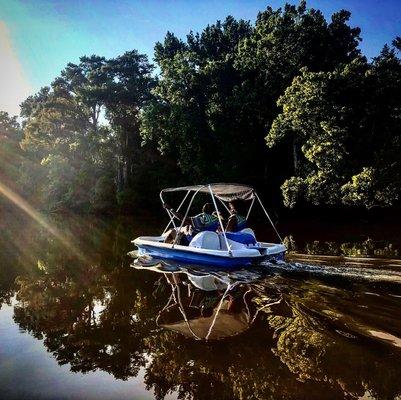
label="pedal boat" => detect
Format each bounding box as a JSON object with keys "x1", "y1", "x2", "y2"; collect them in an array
[{"x1": 132, "y1": 183, "x2": 286, "y2": 268}]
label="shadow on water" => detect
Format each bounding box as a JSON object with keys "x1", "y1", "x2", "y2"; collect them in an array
[{"x1": 2, "y1": 210, "x2": 401, "y2": 399}]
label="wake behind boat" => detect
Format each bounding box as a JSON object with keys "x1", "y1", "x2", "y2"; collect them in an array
[{"x1": 132, "y1": 183, "x2": 286, "y2": 268}]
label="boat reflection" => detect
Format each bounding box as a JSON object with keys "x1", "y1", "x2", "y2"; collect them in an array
[{"x1": 133, "y1": 258, "x2": 281, "y2": 340}]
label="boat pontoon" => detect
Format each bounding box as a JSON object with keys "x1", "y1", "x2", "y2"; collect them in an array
[{"x1": 132, "y1": 183, "x2": 286, "y2": 268}]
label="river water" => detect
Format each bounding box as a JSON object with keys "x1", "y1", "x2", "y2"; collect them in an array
[{"x1": 1, "y1": 210, "x2": 401, "y2": 400}]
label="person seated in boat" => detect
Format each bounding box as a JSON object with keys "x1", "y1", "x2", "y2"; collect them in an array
[
  {"x1": 192, "y1": 203, "x2": 221, "y2": 232},
  {"x1": 225, "y1": 200, "x2": 247, "y2": 232},
  {"x1": 163, "y1": 203, "x2": 219, "y2": 244}
]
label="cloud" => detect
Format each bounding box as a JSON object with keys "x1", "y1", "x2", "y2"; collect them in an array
[{"x1": 0, "y1": 21, "x2": 32, "y2": 116}]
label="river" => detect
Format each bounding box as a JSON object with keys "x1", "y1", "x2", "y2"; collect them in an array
[{"x1": 1, "y1": 209, "x2": 401, "y2": 400}]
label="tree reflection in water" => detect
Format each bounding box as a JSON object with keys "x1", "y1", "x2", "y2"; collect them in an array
[{"x1": 5, "y1": 213, "x2": 401, "y2": 399}]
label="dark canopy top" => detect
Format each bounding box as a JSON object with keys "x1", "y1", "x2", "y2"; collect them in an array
[{"x1": 161, "y1": 183, "x2": 255, "y2": 201}]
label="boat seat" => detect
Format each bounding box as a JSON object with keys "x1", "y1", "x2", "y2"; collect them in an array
[
  {"x1": 189, "y1": 231, "x2": 221, "y2": 250},
  {"x1": 225, "y1": 231, "x2": 257, "y2": 246},
  {"x1": 240, "y1": 228, "x2": 256, "y2": 237}
]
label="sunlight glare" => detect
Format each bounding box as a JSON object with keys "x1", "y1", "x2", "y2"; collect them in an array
[{"x1": 0, "y1": 180, "x2": 88, "y2": 263}]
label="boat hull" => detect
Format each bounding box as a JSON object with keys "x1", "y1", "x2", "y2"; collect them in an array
[{"x1": 136, "y1": 242, "x2": 285, "y2": 268}]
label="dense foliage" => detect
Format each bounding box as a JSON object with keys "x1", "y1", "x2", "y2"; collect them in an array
[
  {"x1": 16, "y1": 52, "x2": 165, "y2": 212},
  {"x1": 268, "y1": 41, "x2": 401, "y2": 208},
  {"x1": 1, "y1": 1, "x2": 400, "y2": 211}
]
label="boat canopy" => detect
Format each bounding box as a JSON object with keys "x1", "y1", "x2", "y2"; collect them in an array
[
  {"x1": 160, "y1": 182, "x2": 283, "y2": 246},
  {"x1": 161, "y1": 183, "x2": 255, "y2": 202}
]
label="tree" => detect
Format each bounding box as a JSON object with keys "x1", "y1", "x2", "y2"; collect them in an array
[
  {"x1": 140, "y1": 17, "x2": 253, "y2": 183},
  {"x1": 267, "y1": 38, "x2": 401, "y2": 208},
  {"x1": 103, "y1": 50, "x2": 155, "y2": 191},
  {"x1": 234, "y1": 2, "x2": 361, "y2": 187},
  {"x1": 141, "y1": 2, "x2": 362, "y2": 194},
  {"x1": 341, "y1": 42, "x2": 401, "y2": 207},
  {"x1": 0, "y1": 112, "x2": 23, "y2": 193},
  {"x1": 19, "y1": 51, "x2": 157, "y2": 211},
  {"x1": 19, "y1": 56, "x2": 115, "y2": 211}
]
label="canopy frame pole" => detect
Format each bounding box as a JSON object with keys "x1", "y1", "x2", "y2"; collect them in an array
[
  {"x1": 208, "y1": 185, "x2": 232, "y2": 256},
  {"x1": 169, "y1": 273, "x2": 201, "y2": 340},
  {"x1": 160, "y1": 191, "x2": 177, "y2": 231},
  {"x1": 166, "y1": 209, "x2": 177, "y2": 231},
  {"x1": 255, "y1": 192, "x2": 283, "y2": 243},
  {"x1": 162, "y1": 190, "x2": 191, "y2": 234},
  {"x1": 205, "y1": 282, "x2": 235, "y2": 341},
  {"x1": 216, "y1": 197, "x2": 230, "y2": 232},
  {"x1": 171, "y1": 188, "x2": 202, "y2": 248},
  {"x1": 246, "y1": 196, "x2": 255, "y2": 220}
]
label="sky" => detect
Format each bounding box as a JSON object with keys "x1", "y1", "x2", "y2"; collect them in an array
[{"x1": 0, "y1": 0, "x2": 400, "y2": 115}]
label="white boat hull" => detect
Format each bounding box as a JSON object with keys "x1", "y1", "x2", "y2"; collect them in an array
[{"x1": 133, "y1": 236, "x2": 286, "y2": 268}]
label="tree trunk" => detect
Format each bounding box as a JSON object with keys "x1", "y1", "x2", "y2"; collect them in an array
[
  {"x1": 293, "y1": 137, "x2": 299, "y2": 173},
  {"x1": 117, "y1": 152, "x2": 124, "y2": 192}
]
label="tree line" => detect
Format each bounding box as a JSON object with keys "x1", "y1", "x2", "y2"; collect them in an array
[{"x1": 1, "y1": 1, "x2": 400, "y2": 213}]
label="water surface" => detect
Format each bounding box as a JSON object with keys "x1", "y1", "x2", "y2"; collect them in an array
[{"x1": 1, "y1": 210, "x2": 401, "y2": 400}]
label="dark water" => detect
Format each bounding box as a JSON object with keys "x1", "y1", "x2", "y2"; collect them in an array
[{"x1": 1, "y1": 210, "x2": 401, "y2": 400}]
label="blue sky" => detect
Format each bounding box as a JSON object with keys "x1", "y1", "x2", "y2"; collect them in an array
[{"x1": 1, "y1": 0, "x2": 400, "y2": 115}]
